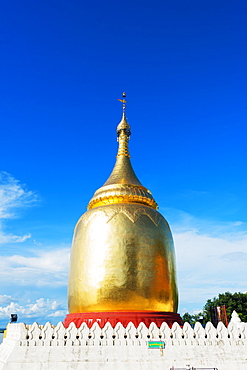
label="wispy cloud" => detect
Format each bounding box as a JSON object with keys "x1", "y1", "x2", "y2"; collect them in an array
[
  {"x1": 0, "y1": 247, "x2": 70, "y2": 287},
  {"x1": 0, "y1": 172, "x2": 38, "y2": 244},
  {"x1": 0, "y1": 295, "x2": 18, "y2": 305},
  {"x1": 0, "y1": 172, "x2": 38, "y2": 218},
  {"x1": 0, "y1": 233, "x2": 31, "y2": 244},
  {"x1": 162, "y1": 208, "x2": 247, "y2": 313},
  {"x1": 0, "y1": 173, "x2": 70, "y2": 325}
]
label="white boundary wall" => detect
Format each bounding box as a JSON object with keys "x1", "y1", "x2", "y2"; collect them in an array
[{"x1": 0, "y1": 321, "x2": 247, "y2": 369}]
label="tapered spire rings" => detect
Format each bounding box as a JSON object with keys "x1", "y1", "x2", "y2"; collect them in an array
[{"x1": 87, "y1": 93, "x2": 158, "y2": 210}]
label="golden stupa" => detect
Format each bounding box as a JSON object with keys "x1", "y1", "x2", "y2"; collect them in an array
[{"x1": 66, "y1": 94, "x2": 180, "y2": 327}]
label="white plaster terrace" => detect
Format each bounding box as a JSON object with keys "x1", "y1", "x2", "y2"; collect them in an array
[{"x1": 0, "y1": 320, "x2": 247, "y2": 370}]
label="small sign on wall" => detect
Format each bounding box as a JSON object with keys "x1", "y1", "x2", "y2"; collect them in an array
[{"x1": 148, "y1": 341, "x2": 165, "y2": 349}]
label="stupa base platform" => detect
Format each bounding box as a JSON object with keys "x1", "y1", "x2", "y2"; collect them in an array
[
  {"x1": 0, "y1": 321, "x2": 247, "y2": 370},
  {"x1": 64, "y1": 311, "x2": 183, "y2": 328}
]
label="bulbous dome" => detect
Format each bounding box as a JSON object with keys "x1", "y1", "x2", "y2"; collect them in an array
[{"x1": 68, "y1": 99, "x2": 178, "y2": 315}]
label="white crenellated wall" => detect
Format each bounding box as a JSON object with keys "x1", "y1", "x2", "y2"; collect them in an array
[
  {"x1": 0, "y1": 321, "x2": 247, "y2": 369},
  {"x1": 2, "y1": 320, "x2": 247, "y2": 347}
]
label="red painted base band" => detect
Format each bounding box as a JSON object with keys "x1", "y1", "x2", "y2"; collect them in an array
[{"x1": 64, "y1": 311, "x2": 183, "y2": 329}]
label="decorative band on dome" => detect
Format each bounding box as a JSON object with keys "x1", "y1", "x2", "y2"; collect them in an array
[{"x1": 87, "y1": 184, "x2": 158, "y2": 210}]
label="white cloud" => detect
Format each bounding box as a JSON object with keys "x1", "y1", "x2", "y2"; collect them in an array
[
  {"x1": 0, "y1": 172, "x2": 38, "y2": 244},
  {"x1": 0, "y1": 172, "x2": 38, "y2": 218},
  {"x1": 0, "y1": 247, "x2": 70, "y2": 287},
  {"x1": 165, "y1": 209, "x2": 247, "y2": 312},
  {"x1": 48, "y1": 310, "x2": 66, "y2": 317},
  {"x1": 0, "y1": 298, "x2": 67, "y2": 321},
  {"x1": 50, "y1": 301, "x2": 62, "y2": 310},
  {"x1": 0, "y1": 233, "x2": 31, "y2": 244},
  {"x1": 0, "y1": 295, "x2": 18, "y2": 305}
]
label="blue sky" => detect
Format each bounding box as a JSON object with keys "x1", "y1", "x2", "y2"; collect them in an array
[{"x1": 0, "y1": 0, "x2": 247, "y2": 326}]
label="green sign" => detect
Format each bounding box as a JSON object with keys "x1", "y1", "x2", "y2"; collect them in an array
[{"x1": 148, "y1": 341, "x2": 165, "y2": 349}]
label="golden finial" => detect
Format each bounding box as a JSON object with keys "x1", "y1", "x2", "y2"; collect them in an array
[
  {"x1": 117, "y1": 91, "x2": 127, "y2": 114},
  {"x1": 116, "y1": 92, "x2": 131, "y2": 157}
]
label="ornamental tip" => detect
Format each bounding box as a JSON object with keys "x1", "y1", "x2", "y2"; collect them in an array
[
  {"x1": 117, "y1": 92, "x2": 127, "y2": 114},
  {"x1": 117, "y1": 111, "x2": 131, "y2": 137},
  {"x1": 117, "y1": 92, "x2": 131, "y2": 137}
]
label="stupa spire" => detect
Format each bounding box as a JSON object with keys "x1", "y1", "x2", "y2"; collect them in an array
[
  {"x1": 87, "y1": 93, "x2": 158, "y2": 210},
  {"x1": 116, "y1": 93, "x2": 131, "y2": 158}
]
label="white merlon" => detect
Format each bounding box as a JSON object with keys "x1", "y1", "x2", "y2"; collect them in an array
[
  {"x1": 0, "y1": 321, "x2": 247, "y2": 369},
  {"x1": 230, "y1": 310, "x2": 242, "y2": 327}
]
